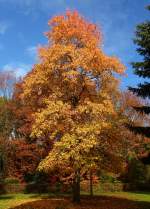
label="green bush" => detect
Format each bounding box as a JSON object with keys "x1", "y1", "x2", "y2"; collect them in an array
[
  {"x1": 55, "y1": 182, "x2": 62, "y2": 193},
  {"x1": 126, "y1": 159, "x2": 146, "y2": 184},
  {"x1": 4, "y1": 177, "x2": 20, "y2": 184},
  {"x1": 99, "y1": 172, "x2": 117, "y2": 183}
]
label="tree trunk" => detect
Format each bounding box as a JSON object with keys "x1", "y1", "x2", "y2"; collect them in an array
[
  {"x1": 89, "y1": 169, "x2": 93, "y2": 197},
  {"x1": 72, "y1": 169, "x2": 80, "y2": 203}
]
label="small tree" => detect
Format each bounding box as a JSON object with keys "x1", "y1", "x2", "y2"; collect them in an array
[
  {"x1": 22, "y1": 11, "x2": 125, "y2": 202},
  {"x1": 0, "y1": 70, "x2": 16, "y2": 99}
]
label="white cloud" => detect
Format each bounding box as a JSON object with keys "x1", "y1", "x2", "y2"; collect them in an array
[
  {"x1": 26, "y1": 45, "x2": 37, "y2": 58},
  {"x1": 2, "y1": 63, "x2": 31, "y2": 78},
  {"x1": 0, "y1": 21, "x2": 10, "y2": 35},
  {"x1": 0, "y1": 0, "x2": 67, "y2": 15}
]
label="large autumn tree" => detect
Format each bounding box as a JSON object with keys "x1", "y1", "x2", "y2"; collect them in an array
[{"x1": 22, "y1": 11, "x2": 125, "y2": 202}]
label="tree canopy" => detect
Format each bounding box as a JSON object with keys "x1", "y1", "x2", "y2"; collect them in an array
[{"x1": 21, "y1": 11, "x2": 125, "y2": 202}]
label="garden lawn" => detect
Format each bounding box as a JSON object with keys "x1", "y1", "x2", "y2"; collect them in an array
[
  {"x1": 98, "y1": 191, "x2": 150, "y2": 203},
  {"x1": 0, "y1": 193, "x2": 49, "y2": 209},
  {"x1": 0, "y1": 192, "x2": 150, "y2": 209}
]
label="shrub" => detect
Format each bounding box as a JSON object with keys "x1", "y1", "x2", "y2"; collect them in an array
[
  {"x1": 4, "y1": 177, "x2": 20, "y2": 184},
  {"x1": 99, "y1": 172, "x2": 117, "y2": 183},
  {"x1": 126, "y1": 159, "x2": 146, "y2": 184},
  {"x1": 24, "y1": 182, "x2": 50, "y2": 193}
]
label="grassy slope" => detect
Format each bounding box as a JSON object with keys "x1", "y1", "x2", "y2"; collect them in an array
[
  {"x1": 0, "y1": 192, "x2": 150, "y2": 209},
  {"x1": 0, "y1": 193, "x2": 41, "y2": 209},
  {"x1": 98, "y1": 191, "x2": 150, "y2": 202}
]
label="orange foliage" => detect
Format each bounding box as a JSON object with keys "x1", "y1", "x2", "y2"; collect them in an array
[
  {"x1": 23, "y1": 11, "x2": 125, "y2": 106},
  {"x1": 6, "y1": 139, "x2": 47, "y2": 182},
  {"x1": 20, "y1": 11, "x2": 126, "y2": 186}
]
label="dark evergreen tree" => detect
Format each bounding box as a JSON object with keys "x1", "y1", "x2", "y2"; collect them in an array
[{"x1": 129, "y1": 6, "x2": 150, "y2": 137}]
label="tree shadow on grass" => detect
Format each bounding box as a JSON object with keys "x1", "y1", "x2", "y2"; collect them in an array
[
  {"x1": 9, "y1": 195, "x2": 150, "y2": 209},
  {"x1": 0, "y1": 195, "x2": 14, "y2": 200},
  {"x1": 96, "y1": 195, "x2": 150, "y2": 209},
  {"x1": 9, "y1": 194, "x2": 150, "y2": 209}
]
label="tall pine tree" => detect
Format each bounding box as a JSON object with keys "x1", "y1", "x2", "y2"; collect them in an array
[{"x1": 129, "y1": 5, "x2": 150, "y2": 137}]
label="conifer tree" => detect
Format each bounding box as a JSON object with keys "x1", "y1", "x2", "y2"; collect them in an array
[{"x1": 129, "y1": 6, "x2": 150, "y2": 137}]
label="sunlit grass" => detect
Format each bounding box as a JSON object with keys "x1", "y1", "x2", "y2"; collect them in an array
[
  {"x1": 0, "y1": 193, "x2": 40, "y2": 209},
  {"x1": 95, "y1": 191, "x2": 150, "y2": 202}
]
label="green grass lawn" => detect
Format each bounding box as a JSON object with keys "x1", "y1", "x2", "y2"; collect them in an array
[
  {"x1": 97, "y1": 191, "x2": 150, "y2": 202},
  {"x1": 0, "y1": 192, "x2": 150, "y2": 209},
  {"x1": 0, "y1": 193, "x2": 46, "y2": 209}
]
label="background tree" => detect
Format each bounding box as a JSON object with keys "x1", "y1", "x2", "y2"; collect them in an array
[
  {"x1": 0, "y1": 70, "x2": 17, "y2": 138},
  {"x1": 10, "y1": 81, "x2": 35, "y2": 139},
  {"x1": 0, "y1": 71, "x2": 17, "y2": 180},
  {"x1": 0, "y1": 70, "x2": 16, "y2": 99},
  {"x1": 22, "y1": 11, "x2": 125, "y2": 202},
  {"x1": 115, "y1": 91, "x2": 150, "y2": 188},
  {"x1": 6, "y1": 139, "x2": 47, "y2": 182},
  {"x1": 129, "y1": 6, "x2": 150, "y2": 138},
  {"x1": 0, "y1": 71, "x2": 53, "y2": 182}
]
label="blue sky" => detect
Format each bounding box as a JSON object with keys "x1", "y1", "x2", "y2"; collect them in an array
[{"x1": 0, "y1": 0, "x2": 149, "y2": 89}]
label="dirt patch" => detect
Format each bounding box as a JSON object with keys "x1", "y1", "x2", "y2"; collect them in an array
[{"x1": 10, "y1": 196, "x2": 150, "y2": 209}]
